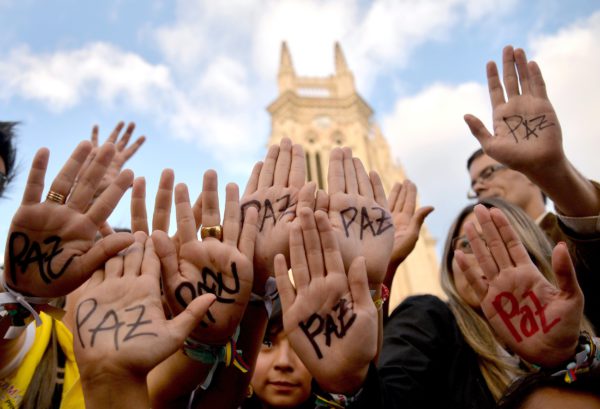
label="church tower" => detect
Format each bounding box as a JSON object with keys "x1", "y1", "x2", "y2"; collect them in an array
[{"x1": 267, "y1": 42, "x2": 443, "y2": 307}]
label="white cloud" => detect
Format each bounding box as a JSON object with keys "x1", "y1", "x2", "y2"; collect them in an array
[
  {"x1": 0, "y1": 43, "x2": 172, "y2": 112},
  {"x1": 382, "y1": 10, "x2": 600, "y2": 249},
  {"x1": 529, "y1": 11, "x2": 600, "y2": 179}
]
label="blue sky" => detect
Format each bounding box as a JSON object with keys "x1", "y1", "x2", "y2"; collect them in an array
[{"x1": 1, "y1": 0, "x2": 600, "y2": 259}]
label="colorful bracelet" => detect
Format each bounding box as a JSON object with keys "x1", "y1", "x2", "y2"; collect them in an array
[
  {"x1": 372, "y1": 284, "x2": 389, "y2": 311},
  {"x1": 182, "y1": 326, "x2": 249, "y2": 389},
  {"x1": 0, "y1": 275, "x2": 55, "y2": 339},
  {"x1": 551, "y1": 331, "x2": 600, "y2": 383},
  {"x1": 315, "y1": 388, "x2": 363, "y2": 408}
]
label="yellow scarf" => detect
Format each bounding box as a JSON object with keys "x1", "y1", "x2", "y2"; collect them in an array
[{"x1": 0, "y1": 312, "x2": 84, "y2": 409}]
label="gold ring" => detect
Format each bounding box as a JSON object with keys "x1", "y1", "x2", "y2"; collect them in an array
[
  {"x1": 200, "y1": 225, "x2": 223, "y2": 241},
  {"x1": 46, "y1": 190, "x2": 66, "y2": 204}
]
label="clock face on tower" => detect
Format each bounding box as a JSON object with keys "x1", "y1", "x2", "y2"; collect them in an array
[{"x1": 313, "y1": 115, "x2": 331, "y2": 129}]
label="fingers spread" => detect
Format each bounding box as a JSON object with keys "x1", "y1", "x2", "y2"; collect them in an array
[
  {"x1": 201, "y1": 170, "x2": 221, "y2": 229},
  {"x1": 288, "y1": 143, "x2": 306, "y2": 189},
  {"x1": 273, "y1": 138, "x2": 292, "y2": 187},
  {"x1": 22, "y1": 148, "x2": 50, "y2": 205},
  {"x1": 152, "y1": 169, "x2": 174, "y2": 233},
  {"x1": 48, "y1": 141, "x2": 93, "y2": 201},
  {"x1": 86, "y1": 169, "x2": 134, "y2": 227},
  {"x1": 174, "y1": 183, "x2": 197, "y2": 244},
  {"x1": 131, "y1": 177, "x2": 149, "y2": 234},
  {"x1": 68, "y1": 142, "x2": 116, "y2": 212},
  {"x1": 223, "y1": 183, "x2": 241, "y2": 247}
]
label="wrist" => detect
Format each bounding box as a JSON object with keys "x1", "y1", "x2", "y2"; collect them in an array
[{"x1": 81, "y1": 370, "x2": 149, "y2": 409}]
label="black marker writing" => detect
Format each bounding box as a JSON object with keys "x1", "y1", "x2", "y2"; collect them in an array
[
  {"x1": 241, "y1": 194, "x2": 297, "y2": 232},
  {"x1": 503, "y1": 115, "x2": 555, "y2": 143},
  {"x1": 339, "y1": 206, "x2": 393, "y2": 239},
  {"x1": 8, "y1": 232, "x2": 74, "y2": 285},
  {"x1": 298, "y1": 298, "x2": 357, "y2": 359},
  {"x1": 76, "y1": 298, "x2": 157, "y2": 350}
]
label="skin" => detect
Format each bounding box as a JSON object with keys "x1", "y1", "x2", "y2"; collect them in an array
[
  {"x1": 455, "y1": 205, "x2": 583, "y2": 367},
  {"x1": 450, "y1": 212, "x2": 486, "y2": 309},
  {"x1": 521, "y1": 386, "x2": 600, "y2": 409},
  {"x1": 251, "y1": 331, "x2": 312, "y2": 409},
  {"x1": 469, "y1": 154, "x2": 546, "y2": 220}
]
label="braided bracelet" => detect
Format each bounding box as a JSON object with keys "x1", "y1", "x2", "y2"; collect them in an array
[{"x1": 182, "y1": 326, "x2": 249, "y2": 389}]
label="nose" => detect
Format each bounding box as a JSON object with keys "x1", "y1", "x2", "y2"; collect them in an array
[{"x1": 273, "y1": 339, "x2": 295, "y2": 373}]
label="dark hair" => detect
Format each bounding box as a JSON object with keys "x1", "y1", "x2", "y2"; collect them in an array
[
  {"x1": 466, "y1": 148, "x2": 485, "y2": 171},
  {"x1": 466, "y1": 148, "x2": 546, "y2": 204},
  {"x1": 0, "y1": 121, "x2": 18, "y2": 196},
  {"x1": 496, "y1": 370, "x2": 600, "y2": 409},
  {"x1": 263, "y1": 304, "x2": 284, "y2": 345}
]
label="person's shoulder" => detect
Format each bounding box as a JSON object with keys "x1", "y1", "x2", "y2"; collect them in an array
[{"x1": 386, "y1": 294, "x2": 455, "y2": 336}]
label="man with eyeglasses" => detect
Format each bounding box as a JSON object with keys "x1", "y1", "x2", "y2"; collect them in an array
[
  {"x1": 0, "y1": 122, "x2": 17, "y2": 198},
  {"x1": 463, "y1": 45, "x2": 600, "y2": 332}
]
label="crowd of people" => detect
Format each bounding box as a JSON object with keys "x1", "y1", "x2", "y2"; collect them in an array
[{"x1": 1, "y1": 45, "x2": 599, "y2": 409}]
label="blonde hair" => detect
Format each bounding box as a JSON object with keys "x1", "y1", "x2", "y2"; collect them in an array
[{"x1": 440, "y1": 198, "x2": 591, "y2": 400}]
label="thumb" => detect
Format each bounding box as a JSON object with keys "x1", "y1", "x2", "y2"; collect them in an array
[
  {"x1": 464, "y1": 114, "x2": 493, "y2": 147},
  {"x1": 167, "y1": 294, "x2": 217, "y2": 343},
  {"x1": 78, "y1": 232, "x2": 135, "y2": 279},
  {"x1": 551, "y1": 242, "x2": 582, "y2": 298},
  {"x1": 410, "y1": 206, "x2": 434, "y2": 230}
]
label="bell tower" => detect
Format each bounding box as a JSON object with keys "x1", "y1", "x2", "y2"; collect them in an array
[{"x1": 267, "y1": 42, "x2": 443, "y2": 306}]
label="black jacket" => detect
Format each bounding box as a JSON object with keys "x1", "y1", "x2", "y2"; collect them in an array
[{"x1": 352, "y1": 295, "x2": 496, "y2": 409}]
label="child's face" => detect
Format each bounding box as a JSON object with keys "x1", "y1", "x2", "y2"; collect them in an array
[{"x1": 251, "y1": 330, "x2": 312, "y2": 408}]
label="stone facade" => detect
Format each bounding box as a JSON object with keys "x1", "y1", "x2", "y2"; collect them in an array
[{"x1": 267, "y1": 42, "x2": 444, "y2": 308}]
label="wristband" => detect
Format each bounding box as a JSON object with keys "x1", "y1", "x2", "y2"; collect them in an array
[
  {"x1": 551, "y1": 331, "x2": 600, "y2": 383},
  {"x1": 0, "y1": 275, "x2": 54, "y2": 339},
  {"x1": 182, "y1": 326, "x2": 249, "y2": 389}
]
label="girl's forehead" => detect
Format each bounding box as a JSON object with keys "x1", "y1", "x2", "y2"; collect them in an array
[{"x1": 458, "y1": 212, "x2": 482, "y2": 236}]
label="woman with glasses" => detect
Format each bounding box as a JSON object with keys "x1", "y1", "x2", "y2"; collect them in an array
[{"x1": 375, "y1": 197, "x2": 595, "y2": 409}]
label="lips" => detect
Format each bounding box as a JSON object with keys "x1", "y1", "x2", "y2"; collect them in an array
[{"x1": 268, "y1": 380, "x2": 300, "y2": 389}]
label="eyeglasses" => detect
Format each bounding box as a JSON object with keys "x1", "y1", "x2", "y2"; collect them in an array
[{"x1": 467, "y1": 164, "x2": 507, "y2": 199}]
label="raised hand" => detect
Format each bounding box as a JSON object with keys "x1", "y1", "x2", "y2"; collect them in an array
[
  {"x1": 386, "y1": 180, "x2": 434, "y2": 277},
  {"x1": 130, "y1": 169, "x2": 202, "y2": 253},
  {"x1": 464, "y1": 46, "x2": 563, "y2": 174},
  {"x1": 81, "y1": 122, "x2": 145, "y2": 198},
  {"x1": 4, "y1": 142, "x2": 134, "y2": 297},
  {"x1": 275, "y1": 208, "x2": 377, "y2": 394},
  {"x1": 74, "y1": 232, "x2": 215, "y2": 406},
  {"x1": 153, "y1": 170, "x2": 258, "y2": 344},
  {"x1": 454, "y1": 204, "x2": 583, "y2": 367},
  {"x1": 241, "y1": 138, "x2": 311, "y2": 281},
  {"x1": 327, "y1": 147, "x2": 394, "y2": 285}
]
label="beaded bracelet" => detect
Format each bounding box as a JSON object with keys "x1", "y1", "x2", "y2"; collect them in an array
[{"x1": 372, "y1": 284, "x2": 389, "y2": 311}]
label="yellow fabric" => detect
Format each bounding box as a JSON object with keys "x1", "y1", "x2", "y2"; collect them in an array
[{"x1": 0, "y1": 312, "x2": 84, "y2": 409}]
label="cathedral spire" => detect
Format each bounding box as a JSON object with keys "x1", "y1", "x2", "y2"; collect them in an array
[
  {"x1": 279, "y1": 41, "x2": 295, "y2": 76},
  {"x1": 334, "y1": 42, "x2": 349, "y2": 74}
]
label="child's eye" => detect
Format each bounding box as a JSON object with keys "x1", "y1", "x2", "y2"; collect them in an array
[{"x1": 262, "y1": 340, "x2": 273, "y2": 349}]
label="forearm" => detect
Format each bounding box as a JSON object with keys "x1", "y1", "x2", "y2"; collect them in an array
[
  {"x1": 147, "y1": 350, "x2": 212, "y2": 408},
  {"x1": 193, "y1": 302, "x2": 268, "y2": 408},
  {"x1": 528, "y1": 158, "x2": 600, "y2": 217}
]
